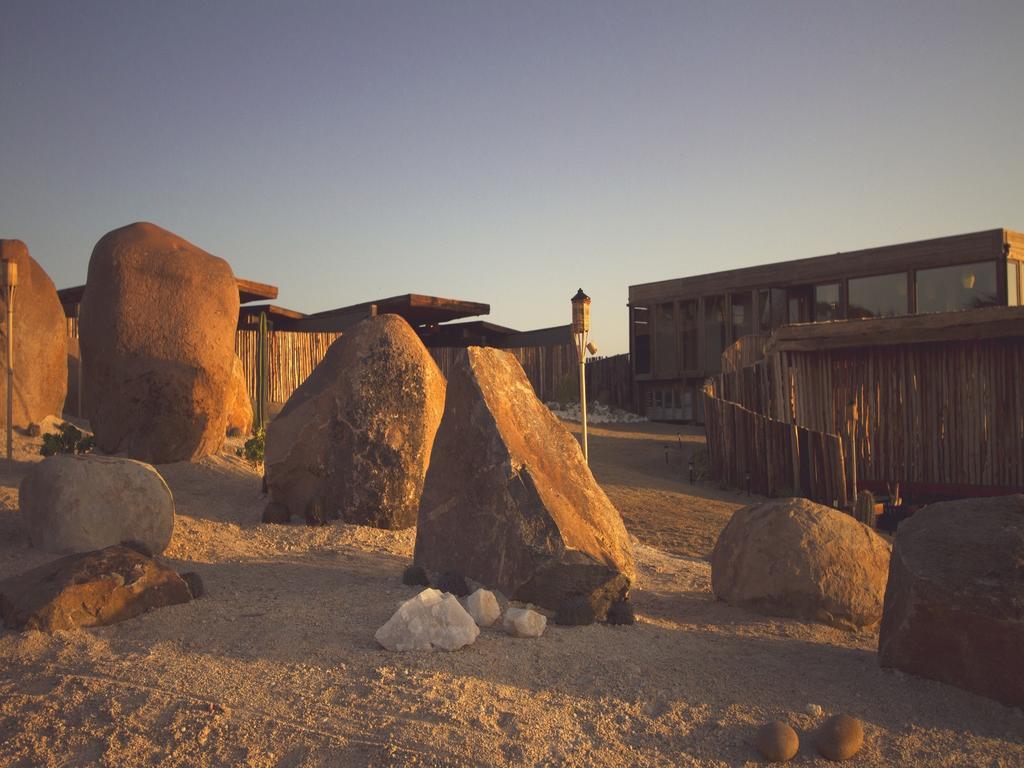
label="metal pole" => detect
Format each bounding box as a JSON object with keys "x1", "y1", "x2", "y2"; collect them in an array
[{"x1": 75, "y1": 304, "x2": 83, "y2": 417}]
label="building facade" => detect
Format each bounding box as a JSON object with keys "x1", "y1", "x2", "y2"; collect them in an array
[{"x1": 628, "y1": 228, "x2": 1024, "y2": 422}]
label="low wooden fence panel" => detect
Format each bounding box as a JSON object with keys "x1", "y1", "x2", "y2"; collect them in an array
[{"x1": 703, "y1": 389, "x2": 848, "y2": 506}]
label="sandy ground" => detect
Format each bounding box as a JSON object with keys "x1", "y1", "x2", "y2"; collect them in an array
[{"x1": 0, "y1": 423, "x2": 1022, "y2": 767}]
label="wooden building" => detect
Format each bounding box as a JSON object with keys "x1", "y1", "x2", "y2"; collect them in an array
[{"x1": 628, "y1": 228, "x2": 1024, "y2": 422}]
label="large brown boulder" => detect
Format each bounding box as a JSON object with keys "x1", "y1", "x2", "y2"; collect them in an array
[
  {"x1": 265, "y1": 314, "x2": 445, "y2": 528},
  {"x1": 878, "y1": 495, "x2": 1024, "y2": 707},
  {"x1": 711, "y1": 498, "x2": 891, "y2": 630},
  {"x1": 414, "y1": 347, "x2": 636, "y2": 620},
  {"x1": 0, "y1": 240, "x2": 67, "y2": 429},
  {"x1": 0, "y1": 545, "x2": 191, "y2": 633},
  {"x1": 79, "y1": 222, "x2": 239, "y2": 463},
  {"x1": 225, "y1": 355, "x2": 253, "y2": 436}
]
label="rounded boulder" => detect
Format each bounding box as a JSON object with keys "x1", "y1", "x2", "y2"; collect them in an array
[
  {"x1": 79, "y1": 222, "x2": 239, "y2": 463},
  {"x1": 19, "y1": 454, "x2": 175, "y2": 556},
  {"x1": 711, "y1": 498, "x2": 891, "y2": 630}
]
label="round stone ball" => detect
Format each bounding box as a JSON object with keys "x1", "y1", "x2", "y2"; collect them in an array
[
  {"x1": 816, "y1": 714, "x2": 864, "y2": 761},
  {"x1": 755, "y1": 720, "x2": 799, "y2": 762}
]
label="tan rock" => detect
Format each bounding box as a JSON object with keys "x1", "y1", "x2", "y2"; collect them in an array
[
  {"x1": 0, "y1": 239, "x2": 67, "y2": 429},
  {"x1": 710, "y1": 498, "x2": 890, "y2": 630},
  {"x1": 19, "y1": 454, "x2": 174, "y2": 556},
  {"x1": 265, "y1": 314, "x2": 445, "y2": 528},
  {"x1": 815, "y1": 714, "x2": 864, "y2": 761},
  {"x1": 0, "y1": 545, "x2": 191, "y2": 632},
  {"x1": 755, "y1": 720, "x2": 799, "y2": 762},
  {"x1": 414, "y1": 347, "x2": 635, "y2": 619},
  {"x1": 226, "y1": 356, "x2": 253, "y2": 436},
  {"x1": 878, "y1": 494, "x2": 1024, "y2": 707},
  {"x1": 79, "y1": 222, "x2": 239, "y2": 463}
]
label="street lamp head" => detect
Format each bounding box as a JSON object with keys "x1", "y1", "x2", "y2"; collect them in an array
[
  {"x1": 0, "y1": 259, "x2": 17, "y2": 290},
  {"x1": 571, "y1": 288, "x2": 591, "y2": 334}
]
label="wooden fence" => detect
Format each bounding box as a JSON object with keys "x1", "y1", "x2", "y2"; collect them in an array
[
  {"x1": 721, "y1": 334, "x2": 769, "y2": 374},
  {"x1": 430, "y1": 343, "x2": 578, "y2": 404},
  {"x1": 707, "y1": 309, "x2": 1024, "y2": 500},
  {"x1": 586, "y1": 353, "x2": 634, "y2": 411},
  {"x1": 67, "y1": 321, "x2": 635, "y2": 413},
  {"x1": 703, "y1": 383, "x2": 849, "y2": 506}
]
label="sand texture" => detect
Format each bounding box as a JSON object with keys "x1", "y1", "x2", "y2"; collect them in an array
[{"x1": 0, "y1": 423, "x2": 1021, "y2": 767}]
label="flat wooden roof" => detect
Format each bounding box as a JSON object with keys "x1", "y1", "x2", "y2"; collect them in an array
[
  {"x1": 238, "y1": 303, "x2": 306, "y2": 324},
  {"x1": 630, "y1": 228, "x2": 1020, "y2": 304},
  {"x1": 766, "y1": 305, "x2": 1024, "y2": 354},
  {"x1": 58, "y1": 276, "x2": 279, "y2": 308},
  {"x1": 308, "y1": 293, "x2": 489, "y2": 326}
]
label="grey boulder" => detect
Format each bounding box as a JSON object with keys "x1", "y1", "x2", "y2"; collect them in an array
[
  {"x1": 878, "y1": 494, "x2": 1024, "y2": 707},
  {"x1": 19, "y1": 454, "x2": 174, "y2": 556}
]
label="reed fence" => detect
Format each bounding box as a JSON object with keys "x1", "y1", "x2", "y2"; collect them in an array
[{"x1": 235, "y1": 330, "x2": 341, "y2": 404}]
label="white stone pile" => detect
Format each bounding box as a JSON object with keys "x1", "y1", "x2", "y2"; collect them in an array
[
  {"x1": 546, "y1": 401, "x2": 646, "y2": 424},
  {"x1": 375, "y1": 587, "x2": 548, "y2": 652}
]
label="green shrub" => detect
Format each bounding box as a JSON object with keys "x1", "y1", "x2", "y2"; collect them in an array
[
  {"x1": 554, "y1": 371, "x2": 579, "y2": 406},
  {"x1": 40, "y1": 423, "x2": 95, "y2": 457},
  {"x1": 237, "y1": 426, "x2": 265, "y2": 466}
]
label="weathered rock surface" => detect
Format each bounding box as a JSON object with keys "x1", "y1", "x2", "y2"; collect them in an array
[
  {"x1": 465, "y1": 588, "x2": 501, "y2": 627},
  {"x1": 0, "y1": 239, "x2": 67, "y2": 430},
  {"x1": 375, "y1": 588, "x2": 479, "y2": 651},
  {"x1": 0, "y1": 545, "x2": 191, "y2": 632},
  {"x1": 502, "y1": 606, "x2": 547, "y2": 638},
  {"x1": 755, "y1": 720, "x2": 799, "y2": 763},
  {"x1": 225, "y1": 356, "x2": 253, "y2": 436},
  {"x1": 79, "y1": 222, "x2": 239, "y2": 463},
  {"x1": 414, "y1": 347, "x2": 635, "y2": 619},
  {"x1": 815, "y1": 714, "x2": 864, "y2": 761},
  {"x1": 19, "y1": 454, "x2": 174, "y2": 556},
  {"x1": 711, "y1": 498, "x2": 890, "y2": 630},
  {"x1": 878, "y1": 495, "x2": 1024, "y2": 707},
  {"x1": 265, "y1": 314, "x2": 445, "y2": 529}
]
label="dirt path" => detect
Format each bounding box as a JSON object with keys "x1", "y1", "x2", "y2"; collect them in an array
[
  {"x1": 567, "y1": 420, "x2": 754, "y2": 559},
  {"x1": 0, "y1": 427, "x2": 1021, "y2": 767}
]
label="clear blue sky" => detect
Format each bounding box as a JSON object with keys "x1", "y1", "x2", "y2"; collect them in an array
[{"x1": 2, "y1": 1, "x2": 1022, "y2": 353}]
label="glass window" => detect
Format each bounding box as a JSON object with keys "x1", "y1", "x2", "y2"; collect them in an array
[
  {"x1": 758, "y1": 288, "x2": 786, "y2": 332},
  {"x1": 848, "y1": 273, "x2": 909, "y2": 318},
  {"x1": 632, "y1": 306, "x2": 650, "y2": 374},
  {"x1": 787, "y1": 286, "x2": 813, "y2": 324},
  {"x1": 679, "y1": 300, "x2": 698, "y2": 370},
  {"x1": 654, "y1": 303, "x2": 676, "y2": 376},
  {"x1": 916, "y1": 262, "x2": 998, "y2": 314},
  {"x1": 814, "y1": 283, "x2": 841, "y2": 321},
  {"x1": 730, "y1": 292, "x2": 753, "y2": 342},
  {"x1": 704, "y1": 296, "x2": 726, "y2": 372},
  {"x1": 1008, "y1": 262, "x2": 1020, "y2": 307}
]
